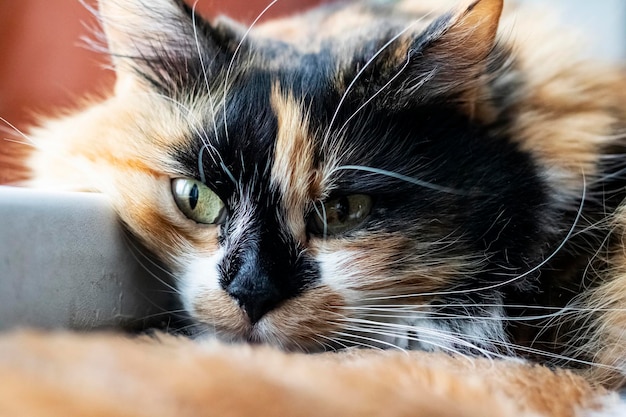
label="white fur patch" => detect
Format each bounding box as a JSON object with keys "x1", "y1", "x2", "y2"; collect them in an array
[
  {"x1": 582, "y1": 393, "x2": 626, "y2": 417},
  {"x1": 180, "y1": 249, "x2": 225, "y2": 313},
  {"x1": 316, "y1": 249, "x2": 368, "y2": 303},
  {"x1": 229, "y1": 190, "x2": 258, "y2": 248}
]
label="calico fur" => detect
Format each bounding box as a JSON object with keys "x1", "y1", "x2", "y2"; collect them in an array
[
  {"x1": 0, "y1": 330, "x2": 618, "y2": 417},
  {"x1": 18, "y1": 0, "x2": 626, "y2": 390}
]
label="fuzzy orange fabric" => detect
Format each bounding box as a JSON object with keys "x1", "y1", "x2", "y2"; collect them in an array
[{"x1": 0, "y1": 331, "x2": 615, "y2": 417}]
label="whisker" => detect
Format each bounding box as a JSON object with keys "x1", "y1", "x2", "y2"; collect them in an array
[
  {"x1": 330, "y1": 165, "x2": 472, "y2": 196},
  {"x1": 333, "y1": 45, "x2": 414, "y2": 139},
  {"x1": 316, "y1": 333, "x2": 350, "y2": 350},
  {"x1": 129, "y1": 90, "x2": 237, "y2": 186},
  {"x1": 1, "y1": 137, "x2": 34, "y2": 148},
  {"x1": 337, "y1": 323, "x2": 483, "y2": 362},
  {"x1": 329, "y1": 330, "x2": 403, "y2": 352},
  {"x1": 329, "y1": 335, "x2": 386, "y2": 351},
  {"x1": 138, "y1": 308, "x2": 189, "y2": 321},
  {"x1": 337, "y1": 310, "x2": 622, "y2": 371},
  {"x1": 222, "y1": 0, "x2": 280, "y2": 144},
  {"x1": 338, "y1": 318, "x2": 494, "y2": 352},
  {"x1": 339, "y1": 310, "x2": 580, "y2": 323},
  {"x1": 123, "y1": 234, "x2": 180, "y2": 295},
  {"x1": 191, "y1": 1, "x2": 220, "y2": 144},
  {"x1": 0, "y1": 116, "x2": 36, "y2": 145},
  {"x1": 321, "y1": 20, "x2": 425, "y2": 147},
  {"x1": 337, "y1": 304, "x2": 626, "y2": 313},
  {"x1": 361, "y1": 172, "x2": 587, "y2": 301},
  {"x1": 579, "y1": 228, "x2": 613, "y2": 290},
  {"x1": 495, "y1": 339, "x2": 621, "y2": 371},
  {"x1": 304, "y1": 333, "x2": 335, "y2": 352}
]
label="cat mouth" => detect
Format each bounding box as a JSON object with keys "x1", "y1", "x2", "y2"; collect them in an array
[
  {"x1": 191, "y1": 319, "x2": 308, "y2": 351},
  {"x1": 188, "y1": 285, "x2": 346, "y2": 351}
]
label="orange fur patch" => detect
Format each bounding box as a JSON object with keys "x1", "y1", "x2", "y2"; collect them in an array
[
  {"x1": 0, "y1": 331, "x2": 610, "y2": 417},
  {"x1": 573, "y1": 205, "x2": 626, "y2": 388},
  {"x1": 269, "y1": 84, "x2": 319, "y2": 241}
]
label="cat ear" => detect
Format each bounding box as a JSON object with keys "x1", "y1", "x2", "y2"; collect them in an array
[
  {"x1": 409, "y1": 0, "x2": 503, "y2": 97},
  {"x1": 97, "y1": 0, "x2": 227, "y2": 94},
  {"x1": 372, "y1": 0, "x2": 503, "y2": 109}
]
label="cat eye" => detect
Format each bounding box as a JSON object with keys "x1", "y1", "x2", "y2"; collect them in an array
[
  {"x1": 308, "y1": 194, "x2": 373, "y2": 236},
  {"x1": 171, "y1": 178, "x2": 227, "y2": 225}
]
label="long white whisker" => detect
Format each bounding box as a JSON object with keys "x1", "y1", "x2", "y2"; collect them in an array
[
  {"x1": 329, "y1": 329, "x2": 407, "y2": 352},
  {"x1": 322, "y1": 20, "x2": 423, "y2": 146},
  {"x1": 123, "y1": 235, "x2": 180, "y2": 295},
  {"x1": 328, "y1": 334, "x2": 386, "y2": 351},
  {"x1": 135, "y1": 91, "x2": 238, "y2": 186},
  {"x1": 338, "y1": 304, "x2": 626, "y2": 314},
  {"x1": 340, "y1": 319, "x2": 500, "y2": 359},
  {"x1": 0, "y1": 116, "x2": 36, "y2": 145},
  {"x1": 362, "y1": 172, "x2": 587, "y2": 301},
  {"x1": 338, "y1": 322, "x2": 485, "y2": 361},
  {"x1": 496, "y1": 340, "x2": 621, "y2": 371},
  {"x1": 333, "y1": 53, "x2": 412, "y2": 140},
  {"x1": 341, "y1": 310, "x2": 577, "y2": 323},
  {"x1": 331, "y1": 165, "x2": 471, "y2": 195},
  {"x1": 191, "y1": 1, "x2": 220, "y2": 151},
  {"x1": 1, "y1": 138, "x2": 34, "y2": 148},
  {"x1": 222, "y1": 0, "x2": 280, "y2": 144},
  {"x1": 316, "y1": 333, "x2": 350, "y2": 350}
]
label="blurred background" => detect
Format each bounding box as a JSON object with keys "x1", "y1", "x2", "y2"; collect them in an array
[
  {"x1": 0, "y1": 0, "x2": 327, "y2": 183},
  {"x1": 523, "y1": 0, "x2": 626, "y2": 61},
  {"x1": 0, "y1": 0, "x2": 333, "y2": 129},
  {"x1": 0, "y1": 0, "x2": 625, "y2": 183}
]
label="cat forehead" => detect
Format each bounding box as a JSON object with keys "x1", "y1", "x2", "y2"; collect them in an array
[
  {"x1": 249, "y1": 1, "x2": 441, "y2": 52},
  {"x1": 151, "y1": 3, "x2": 442, "y2": 98},
  {"x1": 174, "y1": 81, "x2": 327, "y2": 195}
]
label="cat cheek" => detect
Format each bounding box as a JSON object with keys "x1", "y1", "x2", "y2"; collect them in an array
[
  {"x1": 179, "y1": 250, "x2": 226, "y2": 316},
  {"x1": 316, "y1": 250, "x2": 370, "y2": 297}
]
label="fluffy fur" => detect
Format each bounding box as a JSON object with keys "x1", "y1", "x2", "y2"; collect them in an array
[
  {"x1": 6, "y1": 0, "x2": 626, "y2": 408},
  {"x1": 0, "y1": 330, "x2": 621, "y2": 417}
]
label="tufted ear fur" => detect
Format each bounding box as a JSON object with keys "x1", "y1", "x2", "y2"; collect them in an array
[
  {"x1": 97, "y1": 0, "x2": 233, "y2": 95},
  {"x1": 409, "y1": 0, "x2": 503, "y2": 98},
  {"x1": 357, "y1": 0, "x2": 503, "y2": 112}
]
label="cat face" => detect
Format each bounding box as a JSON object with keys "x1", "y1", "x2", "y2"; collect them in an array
[
  {"x1": 30, "y1": 0, "x2": 617, "y2": 355},
  {"x1": 78, "y1": 0, "x2": 553, "y2": 353}
]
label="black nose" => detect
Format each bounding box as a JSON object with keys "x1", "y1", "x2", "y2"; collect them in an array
[
  {"x1": 225, "y1": 254, "x2": 285, "y2": 324},
  {"x1": 227, "y1": 279, "x2": 281, "y2": 325}
]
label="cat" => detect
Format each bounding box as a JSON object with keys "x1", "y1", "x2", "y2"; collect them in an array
[{"x1": 20, "y1": 0, "x2": 626, "y2": 390}]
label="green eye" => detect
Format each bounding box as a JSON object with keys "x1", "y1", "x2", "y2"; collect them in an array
[
  {"x1": 308, "y1": 194, "x2": 373, "y2": 236},
  {"x1": 171, "y1": 178, "x2": 227, "y2": 224}
]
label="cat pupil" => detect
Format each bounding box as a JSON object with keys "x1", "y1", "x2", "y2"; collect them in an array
[
  {"x1": 189, "y1": 184, "x2": 199, "y2": 210},
  {"x1": 306, "y1": 195, "x2": 373, "y2": 236},
  {"x1": 334, "y1": 197, "x2": 349, "y2": 223}
]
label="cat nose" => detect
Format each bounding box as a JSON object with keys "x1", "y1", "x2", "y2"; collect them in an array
[
  {"x1": 227, "y1": 279, "x2": 281, "y2": 325},
  {"x1": 225, "y1": 256, "x2": 284, "y2": 324}
]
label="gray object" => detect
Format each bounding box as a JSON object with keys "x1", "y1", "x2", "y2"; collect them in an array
[
  {"x1": 0, "y1": 186, "x2": 175, "y2": 331},
  {"x1": 521, "y1": 0, "x2": 626, "y2": 61}
]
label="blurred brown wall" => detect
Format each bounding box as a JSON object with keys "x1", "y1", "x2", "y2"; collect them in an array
[{"x1": 0, "y1": 0, "x2": 328, "y2": 183}]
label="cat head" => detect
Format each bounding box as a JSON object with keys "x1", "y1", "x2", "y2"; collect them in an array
[{"x1": 28, "y1": 0, "x2": 557, "y2": 352}]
